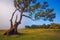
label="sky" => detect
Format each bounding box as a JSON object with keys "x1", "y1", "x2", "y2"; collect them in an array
[{"x1": 0, "y1": 0, "x2": 60, "y2": 30}]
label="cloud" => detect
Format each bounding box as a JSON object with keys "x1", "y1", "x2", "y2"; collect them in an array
[{"x1": 0, "y1": 0, "x2": 25, "y2": 30}]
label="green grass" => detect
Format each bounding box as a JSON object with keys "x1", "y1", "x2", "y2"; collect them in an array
[{"x1": 0, "y1": 29, "x2": 60, "y2": 40}]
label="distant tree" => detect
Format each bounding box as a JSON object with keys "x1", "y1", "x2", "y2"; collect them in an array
[
  {"x1": 31, "y1": 25, "x2": 40, "y2": 28},
  {"x1": 25, "y1": 25, "x2": 30, "y2": 28},
  {"x1": 50, "y1": 23, "x2": 60, "y2": 29},
  {"x1": 40, "y1": 24, "x2": 46, "y2": 29},
  {"x1": 4, "y1": 0, "x2": 56, "y2": 35},
  {"x1": 46, "y1": 24, "x2": 50, "y2": 28}
]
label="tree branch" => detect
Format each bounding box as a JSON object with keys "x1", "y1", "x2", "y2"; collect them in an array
[
  {"x1": 10, "y1": 9, "x2": 18, "y2": 28},
  {"x1": 22, "y1": 14, "x2": 35, "y2": 21},
  {"x1": 10, "y1": 9, "x2": 17, "y2": 21},
  {"x1": 15, "y1": 15, "x2": 18, "y2": 23},
  {"x1": 15, "y1": 8, "x2": 24, "y2": 24}
]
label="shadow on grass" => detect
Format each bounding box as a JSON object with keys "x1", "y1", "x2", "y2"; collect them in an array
[
  {"x1": 3, "y1": 33, "x2": 29, "y2": 37},
  {"x1": 18, "y1": 33, "x2": 29, "y2": 36}
]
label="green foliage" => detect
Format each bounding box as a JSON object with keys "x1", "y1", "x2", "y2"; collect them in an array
[
  {"x1": 50, "y1": 23, "x2": 60, "y2": 29},
  {"x1": 14, "y1": 0, "x2": 56, "y2": 21},
  {"x1": 25, "y1": 25, "x2": 31, "y2": 28},
  {"x1": 25, "y1": 23, "x2": 60, "y2": 29},
  {"x1": 25, "y1": 24, "x2": 48, "y2": 29},
  {"x1": 34, "y1": 2, "x2": 55, "y2": 21},
  {"x1": 14, "y1": 0, "x2": 18, "y2": 8}
]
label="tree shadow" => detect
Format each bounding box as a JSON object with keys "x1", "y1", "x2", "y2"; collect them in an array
[{"x1": 18, "y1": 33, "x2": 29, "y2": 36}]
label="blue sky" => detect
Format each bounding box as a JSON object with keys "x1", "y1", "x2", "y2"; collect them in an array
[
  {"x1": 45, "y1": 0, "x2": 60, "y2": 23},
  {"x1": 0, "y1": 0, "x2": 60, "y2": 29},
  {"x1": 27, "y1": 0, "x2": 60, "y2": 25},
  {"x1": 33, "y1": 0, "x2": 60, "y2": 24}
]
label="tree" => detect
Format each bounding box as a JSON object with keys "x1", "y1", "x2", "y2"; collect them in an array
[
  {"x1": 50, "y1": 23, "x2": 60, "y2": 29},
  {"x1": 40, "y1": 24, "x2": 46, "y2": 29},
  {"x1": 25, "y1": 25, "x2": 31, "y2": 28},
  {"x1": 4, "y1": 0, "x2": 56, "y2": 35}
]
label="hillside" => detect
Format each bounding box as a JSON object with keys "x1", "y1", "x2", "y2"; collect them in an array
[{"x1": 0, "y1": 29, "x2": 60, "y2": 40}]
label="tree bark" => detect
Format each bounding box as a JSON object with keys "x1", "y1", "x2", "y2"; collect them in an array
[
  {"x1": 4, "y1": 23, "x2": 19, "y2": 35},
  {"x1": 4, "y1": 9, "x2": 23, "y2": 35}
]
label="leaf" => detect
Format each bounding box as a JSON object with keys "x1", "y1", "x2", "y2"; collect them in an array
[
  {"x1": 46, "y1": 8, "x2": 54, "y2": 13},
  {"x1": 14, "y1": 0, "x2": 17, "y2": 8},
  {"x1": 33, "y1": 2, "x2": 40, "y2": 10},
  {"x1": 31, "y1": 0, "x2": 36, "y2": 3},
  {"x1": 29, "y1": 13, "x2": 32, "y2": 17},
  {"x1": 41, "y1": 2, "x2": 48, "y2": 9}
]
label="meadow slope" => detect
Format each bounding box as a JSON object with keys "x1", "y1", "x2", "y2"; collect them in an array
[{"x1": 0, "y1": 29, "x2": 60, "y2": 40}]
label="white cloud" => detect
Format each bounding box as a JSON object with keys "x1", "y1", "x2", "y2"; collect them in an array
[{"x1": 0, "y1": 0, "x2": 25, "y2": 30}]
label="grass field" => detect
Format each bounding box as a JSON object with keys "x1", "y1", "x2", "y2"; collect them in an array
[{"x1": 0, "y1": 29, "x2": 60, "y2": 40}]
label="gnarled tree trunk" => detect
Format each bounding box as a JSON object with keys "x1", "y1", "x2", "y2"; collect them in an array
[
  {"x1": 4, "y1": 23, "x2": 19, "y2": 35},
  {"x1": 4, "y1": 9, "x2": 23, "y2": 35}
]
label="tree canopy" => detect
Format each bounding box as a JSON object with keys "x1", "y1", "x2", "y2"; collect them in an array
[{"x1": 14, "y1": 0, "x2": 56, "y2": 21}]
